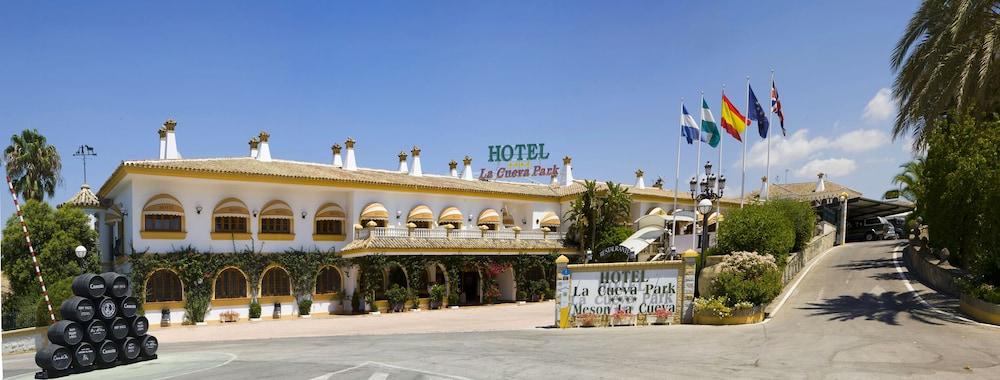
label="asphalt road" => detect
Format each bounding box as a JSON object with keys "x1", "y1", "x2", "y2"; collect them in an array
[{"x1": 5, "y1": 241, "x2": 999, "y2": 379}]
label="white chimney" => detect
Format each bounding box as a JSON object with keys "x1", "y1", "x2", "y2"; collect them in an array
[
  {"x1": 344, "y1": 138, "x2": 358, "y2": 171},
  {"x1": 634, "y1": 169, "x2": 645, "y2": 189},
  {"x1": 248, "y1": 137, "x2": 259, "y2": 158},
  {"x1": 163, "y1": 119, "x2": 181, "y2": 159},
  {"x1": 157, "y1": 128, "x2": 167, "y2": 159},
  {"x1": 397, "y1": 151, "x2": 409, "y2": 173},
  {"x1": 331, "y1": 143, "x2": 343, "y2": 168},
  {"x1": 409, "y1": 146, "x2": 422, "y2": 176},
  {"x1": 561, "y1": 156, "x2": 574, "y2": 186},
  {"x1": 814, "y1": 172, "x2": 826, "y2": 192},
  {"x1": 760, "y1": 176, "x2": 769, "y2": 200},
  {"x1": 448, "y1": 160, "x2": 458, "y2": 178},
  {"x1": 551, "y1": 173, "x2": 559, "y2": 186},
  {"x1": 461, "y1": 156, "x2": 474, "y2": 180},
  {"x1": 256, "y1": 131, "x2": 272, "y2": 162}
]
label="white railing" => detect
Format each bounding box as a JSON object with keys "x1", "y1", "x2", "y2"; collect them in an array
[{"x1": 356, "y1": 226, "x2": 563, "y2": 241}]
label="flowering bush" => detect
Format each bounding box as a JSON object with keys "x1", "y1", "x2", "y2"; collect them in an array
[
  {"x1": 653, "y1": 308, "x2": 673, "y2": 321},
  {"x1": 486, "y1": 262, "x2": 510, "y2": 277},
  {"x1": 712, "y1": 251, "x2": 783, "y2": 307},
  {"x1": 611, "y1": 308, "x2": 631, "y2": 323},
  {"x1": 694, "y1": 296, "x2": 732, "y2": 318},
  {"x1": 718, "y1": 251, "x2": 778, "y2": 277},
  {"x1": 484, "y1": 283, "x2": 502, "y2": 304}
]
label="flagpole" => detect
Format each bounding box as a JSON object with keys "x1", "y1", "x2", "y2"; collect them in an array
[
  {"x1": 672, "y1": 99, "x2": 682, "y2": 248},
  {"x1": 741, "y1": 76, "x2": 749, "y2": 208},
  {"x1": 716, "y1": 89, "x2": 723, "y2": 235},
  {"x1": 765, "y1": 69, "x2": 774, "y2": 201}
]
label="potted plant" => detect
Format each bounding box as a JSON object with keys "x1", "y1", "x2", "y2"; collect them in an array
[
  {"x1": 403, "y1": 289, "x2": 417, "y2": 311},
  {"x1": 298, "y1": 299, "x2": 313, "y2": 318},
  {"x1": 652, "y1": 308, "x2": 674, "y2": 325},
  {"x1": 576, "y1": 312, "x2": 597, "y2": 328},
  {"x1": 429, "y1": 284, "x2": 446, "y2": 309},
  {"x1": 160, "y1": 308, "x2": 171, "y2": 327},
  {"x1": 249, "y1": 301, "x2": 262, "y2": 321},
  {"x1": 611, "y1": 309, "x2": 632, "y2": 326},
  {"x1": 385, "y1": 284, "x2": 407, "y2": 312},
  {"x1": 220, "y1": 310, "x2": 239, "y2": 323},
  {"x1": 351, "y1": 288, "x2": 362, "y2": 314}
]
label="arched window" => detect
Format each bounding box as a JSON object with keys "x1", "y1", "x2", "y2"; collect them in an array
[
  {"x1": 214, "y1": 268, "x2": 248, "y2": 299},
  {"x1": 141, "y1": 194, "x2": 185, "y2": 239},
  {"x1": 315, "y1": 267, "x2": 343, "y2": 294},
  {"x1": 261, "y1": 267, "x2": 291, "y2": 297},
  {"x1": 407, "y1": 205, "x2": 433, "y2": 229},
  {"x1": 360, "y1": 202, "x2": 388, "y2": 227},
  {"x1": 438, "y1": 207, "x2": 463, "y2": 229},
  {"x1": 314, "y1": 203, "x2": 346, "y2": 238},
  {"x1": 146, "y1": 269, "x2": 183, "y2": 302},
  {"x1": 259, "y1": 200, "x2": 293, "y2": 237},
  {"x1": 213, "y1": 198, "x2": 250, "y2": 237},
  {"x1": 478, "y1": 208, "x2": 500, "y2": 231}
]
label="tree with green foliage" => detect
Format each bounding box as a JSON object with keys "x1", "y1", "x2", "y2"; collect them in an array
[
  {"x1": 923, "y1": 112, "x2": 1000, "y2": 287},
  {"x1": 4, "y1": 129, "x2": 62, "y2": 201},
  {"x1": 716, "y1": 204, "x2": 795, "y2": 266},
  {"x1": 764, "y1": 199, "x2": 816, "y2": 252},
  {"x1": 563, "y1": 180, "x2": 632, "y2": 262},
  {"x1": 891, "y1": 0, "x2": 1000, "y2": 148},
  {"x1": 1, "y1": 200, "x2": 97, "y2": 329}
]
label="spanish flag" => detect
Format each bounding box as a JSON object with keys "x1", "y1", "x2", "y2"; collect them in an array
[{"x1": 721, "y1": 93, "x2": 749, "y2": 142}]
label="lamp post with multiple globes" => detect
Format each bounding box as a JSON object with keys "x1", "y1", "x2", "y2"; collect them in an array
[{"x1": 689, "y1": 161, "x2": 726, "y2": 296}]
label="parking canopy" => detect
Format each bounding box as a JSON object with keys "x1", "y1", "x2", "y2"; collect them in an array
[{"x1": 846, "y1": 197, "x2": 915, "y2": 221}]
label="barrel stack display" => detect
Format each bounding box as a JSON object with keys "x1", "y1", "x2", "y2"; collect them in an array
[{"x1": 35, "y1": 272, "x2": 158, "y2": 379}]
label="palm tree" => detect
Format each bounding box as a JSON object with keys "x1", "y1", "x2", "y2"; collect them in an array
[
  {"x1": 891, "y1": 1, "x2": 1000, "y2": 148},
  {"x1": 4, "y1": 129, "x2": 62, "y2": 201},
  {"x1": 564, "y1": 180, "x2": 600, "y2": 251},
  {"x1": 599, "y1": 181, "x2": 631, "y2": 227},
  {"x1": 883, "y1": 157, "x2": 926, "y2": 216}
]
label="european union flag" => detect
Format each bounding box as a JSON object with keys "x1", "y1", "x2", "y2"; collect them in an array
[{"x1": 749, "y1": 85, "x2": 770, "y2": 138}]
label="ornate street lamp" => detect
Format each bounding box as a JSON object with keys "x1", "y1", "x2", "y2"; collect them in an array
[
  {"x1": 689, "y1": 161, "x2": 725, "y2": 296},
  {"x1": 75, "y1": 245, "x2": 87, "y2": 275}
]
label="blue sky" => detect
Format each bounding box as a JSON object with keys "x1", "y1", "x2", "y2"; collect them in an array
[{"x1": 1, "y1": 1, "x2": 919, "y2": 222}]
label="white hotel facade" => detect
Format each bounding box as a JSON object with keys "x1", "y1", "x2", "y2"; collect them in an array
[{"x1": 74, "y1": 120, "x2": 735, "y2": 323}]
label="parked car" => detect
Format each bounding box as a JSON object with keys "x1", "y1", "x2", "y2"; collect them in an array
[{"x1": 846, "y1": 217, "x2": 894, "y2": 242}]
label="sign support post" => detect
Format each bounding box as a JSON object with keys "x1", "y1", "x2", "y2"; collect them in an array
[
  {"x1": 682, "y1": 249, "x2": 699, "y2": 323},
  {"x1": 555, "y1": 255, "x2": 570, "y2": 328}
]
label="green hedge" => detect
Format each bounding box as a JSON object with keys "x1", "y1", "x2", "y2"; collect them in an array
[
  {"x1": 765, "y1": 199, "x2": 816, "y2": 252},
  {"x1": 716, "y1": 204, "x2": 795, "y2": 265}
]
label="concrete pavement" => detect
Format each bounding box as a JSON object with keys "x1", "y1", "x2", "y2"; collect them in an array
[{"x1": 5, "y1": 241, "x2": 999, "y2": 379}]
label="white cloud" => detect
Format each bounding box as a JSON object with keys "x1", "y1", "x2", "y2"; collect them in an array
[
  {"x1": 746, "y1": 129, "x2": 829, "y2": 168},
  {"x1": 830, "y1": 129, "x2": 890, "y2": 152},
  {"x1": 796, "y1": 158, "x2": 857, "y2": 178},
  {"x1": 863, "y1": 88, "x2": 894, "y2": 123}
]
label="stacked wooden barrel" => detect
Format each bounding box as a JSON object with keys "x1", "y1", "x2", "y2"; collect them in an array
[{"x1": 35, "y1": 272, "x2": 158, "y2": 378}]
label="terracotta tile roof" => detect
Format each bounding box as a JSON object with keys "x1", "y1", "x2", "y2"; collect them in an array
[
  {"x1": 754, "y1": 181, "x2": 862, "y2": 202},
  {"x1": 64, "y1": 184, "x2": 101, "y2": 208},
  {"x1": 340, "y1": 236, "x2": 568, "y2": 254}
]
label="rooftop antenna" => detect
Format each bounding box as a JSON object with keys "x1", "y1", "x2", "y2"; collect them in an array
[{"x1": 73, "y1": 145, "x2": 97, "y2": 184}]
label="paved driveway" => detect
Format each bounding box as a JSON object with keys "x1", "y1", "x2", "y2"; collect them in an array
[{"x1": 6, "y1": 241, "x2": 999, "y2": 379}]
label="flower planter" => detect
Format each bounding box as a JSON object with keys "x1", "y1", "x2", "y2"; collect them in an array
[
  {"x1": 694, "y1": 306, "x2": 764, "y2": 325},
  {"x1": 249, "y1": 318, "x2": 262, "y2": 322},
  {"x1": 417, "y1": 298, "x2": 430, "y2": 310},
  {"x1": 299, "y1": 314, "x2": 311, "y2": 319},
  {"x1": 403, "y1": 300, "x2": 414, "y2": 311},
  {"x1": 373, "y1": 300, "x2": 390, "y2": 314},
  {"x1": 652, "y1": 316, "x2": 674, "y2": 325}
]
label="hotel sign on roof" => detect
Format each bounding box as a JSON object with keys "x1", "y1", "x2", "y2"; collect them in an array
[{"x1": 479, "y1": 143, "x2": 560, "y2": 180}]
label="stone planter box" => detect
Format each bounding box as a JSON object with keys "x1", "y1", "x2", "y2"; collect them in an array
[
  {"x1": 374, "y1": 300, "x2": 390, "y2": 314},
  {"x1": 418, "y1": 298, "x2": 431, "y2": 310},
  {"x1": 960, "y1": 294, "x2": 1000, "y2": 325},
  {"x1": 694, "y1": 306, "x2": 764, "y2": 325}
]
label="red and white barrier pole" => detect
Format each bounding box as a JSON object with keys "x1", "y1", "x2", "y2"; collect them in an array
[{"x1": 5, "y1": 175, "x2": 57, "y2": 324}]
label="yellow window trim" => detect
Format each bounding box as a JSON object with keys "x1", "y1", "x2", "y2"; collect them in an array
[
  {"x1": 258, "y1": 232, "x2": 295, "y2": 241},
  {"x1": 312, "y1": 233, "x2": 346, "y2": 241},
  {"x1": 140, "y1": 230, "x2": 188, "y2": 240},
  {"x1": 211, "y1": 232, "x2": 252, "y2": 240},
  {"x1": 143, "y1": 300, "x2": 186, "y2": 310},
  {"x1": 257, "y1": 295, "x2": 295, "y2": 304},
  {"x1": 211, "y1": 297, "x2": 252, "y2": 307}
]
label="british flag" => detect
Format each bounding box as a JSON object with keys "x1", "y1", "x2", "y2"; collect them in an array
[{"x1": 771, "y1": 80, "x2": 786, "y2": 136}]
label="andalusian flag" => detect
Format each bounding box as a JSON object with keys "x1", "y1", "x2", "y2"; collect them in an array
[
  {"x1": 700, "y1": 99, "x2": 720, "y2": 148},
  {"x1": 721, "y1": 93, "x2": 749, "y2": 142}
]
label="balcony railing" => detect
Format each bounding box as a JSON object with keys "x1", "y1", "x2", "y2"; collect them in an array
[{"x1": 355, "y1": 226, "x2": 563, "y2": 241}]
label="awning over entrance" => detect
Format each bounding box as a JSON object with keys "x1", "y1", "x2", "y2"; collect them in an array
[{"x1": 846, "y1": 197, "x2": 915, "y2": 221}]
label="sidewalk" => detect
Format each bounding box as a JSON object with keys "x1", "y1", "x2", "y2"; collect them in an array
[{"x1": 149, "y1": 301, "x2": 555, "y2": 344}]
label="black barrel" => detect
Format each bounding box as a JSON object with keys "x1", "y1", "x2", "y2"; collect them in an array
[
  {"x1": 127, "y1": 316, "x2": 149, "y2": 336},
  {"x1": 47, "y1": 320, "x2": 82, "y2": 346},
  {"x1": 83, "y1": 319, "x2": 107, "y2": 343},
  {"x1": 117, "y1": 296, "x2": 138, "y2": 318},
  {"x1": 35, "y1": 344, "x2": 72, "y2": 371},
  {"x1": 72, "y1": 342, "x2": 96, "y2": 367},
  {"x1": 96, "y1": 340, "x2": 118, "y2": 364},
  {"x1": 100, "y1": 272, "x2": 130, "y2": 298},
  {"x1": 71, "y1": 274, "x2": 106, "y2": 298},
  {"x1": 59, "y1": 296, "x2": 95, "y2": 322},
  {"x1": 140, "y1": 335, "x2": 158, "y2": 357},
  {"x1": 95, "y1": 296, "x2": 118, "y2": 320},
  {"x1": 108, "y1": 317, "x2": 129, "y2": 340},
  {"x1": 118, "y1": 337, "x2": 140, "y2": 361}
]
